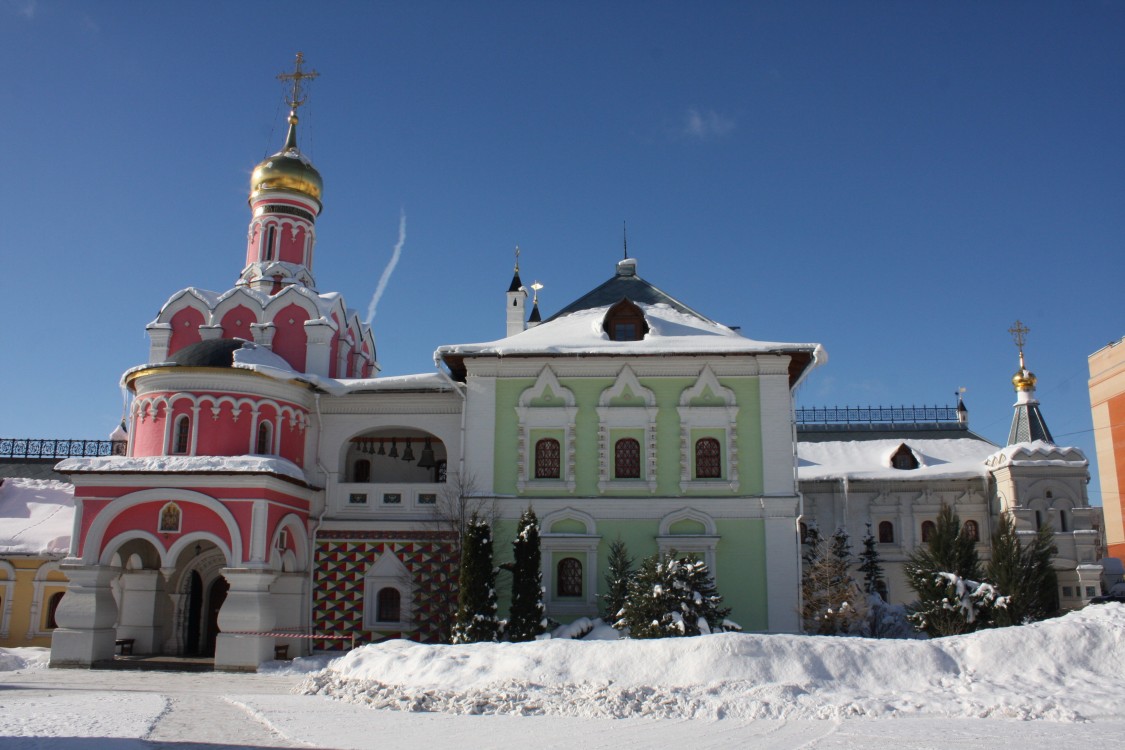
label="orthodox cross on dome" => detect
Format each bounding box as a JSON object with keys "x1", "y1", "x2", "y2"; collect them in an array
[
  {"x1": 530, "y1": 280, "x2": 543, "y2": 305},
  {"x1": 623, "y1": 221, "x2": 628, "y2": 260},
  {"x1": 278, "y1": 52, "x2": 319, "y2": 111},
  {"x1": 514, "y1": 244, "x2": 521, "y2": 272},
  {"x1": 1009, "y1": 319, "x2": 1030, "y2": 367}
]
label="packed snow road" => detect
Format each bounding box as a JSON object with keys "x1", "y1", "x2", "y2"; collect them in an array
[{"x1": 0, "y1": 663, "x2": 1122, "y2": 749}]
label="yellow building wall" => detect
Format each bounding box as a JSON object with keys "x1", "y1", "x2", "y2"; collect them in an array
[
  {"x1": 0, "y1": 556, "x2": 69, "y2": 648},
  {"x1": 1089, "y1": 338, "x2": 1125, "y2": 561}
]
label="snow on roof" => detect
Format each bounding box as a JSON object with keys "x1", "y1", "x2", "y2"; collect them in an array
[
  {"x1": 229, "y1": 344, "x2": 453, "y2": 394},
  {"x1": 0, "y1": 478, "x2": 74, "y2": 556},
  {"x1": 437, "y1": 303, "x2": 823, "y2": 360},
  {"x1": 984, "y1": 440, "x2": 1087, "y2": 468},
  {"x1": 797, "y1": 437, "x2": 997, "y2": 482},
  {"x1": 56, "y1": 455, "x2": 311, "y2": 485}
]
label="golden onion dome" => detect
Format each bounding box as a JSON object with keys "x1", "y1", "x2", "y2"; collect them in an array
[
  {"x1": 1012, "y1": 367, "x2": 1037, "y2": 391},
  {"x1": 249, "y1": 112, "x2": 323, "y2": 206}
]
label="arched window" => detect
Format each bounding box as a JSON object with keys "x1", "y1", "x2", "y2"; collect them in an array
[
  {"x1": 557, "y1": 557, "x2": 582, "y2": 597},
  {"x1": 45, "y1": 591, "x2": 65, "y2": 630},
  {"x1": 265, "y1": 225, "x2": 276, "y2": 261},
  {"x1": 921, "y1": 520, "x2": 936, "y2": 543},
  {"x1": 603, "y1": 299, "x2": 649, "y2": 342},
  {"x1": 353, "y1": 459, "x2": 371, "y2": 483},
  {"x1": 376, "y1": 587, "x2": 401, "y2": 623},
  {"x1": 173, "y1": 414, "x2": 190, "y2": 454},
  {"x1": 1059, "y1": 510, "x2": 1069, "y2": 532},
  {"x1": 694, "y1": 438, "x2": 721, "y2": 479},
  {"x1": 799, "y1": 521, "x2": 809, "y2": 544},
  {"x1": 963, "y1": 520, "x2": 980, "y2": 541},
  {"x1": 1035, "y1": 510, "x2": 1044, "y2": 529},
  {"x1": 614, "y1": 438, "x2": 641, "y2": 479},
  {"x1": 878, "y1": 521, "x2": 894, "y2": 544},
  {"x1": 535, "y1": 438, "x2": 561, "y2": 479},
  {"x1": 256, "y1": 421, "x2": 273, "y2": 455}
]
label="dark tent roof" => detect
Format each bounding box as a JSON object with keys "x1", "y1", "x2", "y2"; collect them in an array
[{"x1": 544, "y1": 261, "x2": 715, "y2": 324}]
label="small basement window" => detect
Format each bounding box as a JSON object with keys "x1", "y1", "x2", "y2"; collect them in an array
[{"x1": 603, "y1": 299, "x2": 649, "y2": 342}]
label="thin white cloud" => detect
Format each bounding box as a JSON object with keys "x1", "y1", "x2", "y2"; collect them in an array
[{"x1": 683, "y1": 108, "x2": 735, "y2": 140}]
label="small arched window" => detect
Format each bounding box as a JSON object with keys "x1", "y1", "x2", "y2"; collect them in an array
[
  {"x1": 799, "y1": 521, "x2": 810, "y2": 544},
  {"x1": 353, "y1": 459, "x2": 371, "y2": 483},
  {"x1": 46, "y1": 591, "x2": 65, "y2": 630},
  {"x1": 265, "y1": 224, "x2": 276, "y2": 261},
  {"x1": 614, "y1": 438, "x2": 641, "y2": 479},
  {"x1": 963, "y1": 520, "x2": 980, "y2": 541},
  {"x1": 172, "y1": 415, "x2": 190, "y2": 455},
  {"x1": 1059, "y1": 509, "x2": 1070, "y2": 532},
  {"x1": 376, "y1": 587, "x2": 401, "y2": 623},
  {"x1": 256, "y1": 421, "x2": 273, "y2": 455},
  {"x1": 603, "y1": 299, "x2": 649, "y2": 342},
  {"x1": 1035, "y1": 510, "x2": 1044, "y2": 530},
  {"x1": 921, "y1": 520, "x2": 936, "y2": 543},
  {"x1": 557, "y1": 557, "x2": 582, "y2": 597},
  {"x1": 878, "y1": 521, "x2": 894, "y2": 544},
  {"x1": 694, "y1": 438, "x2": 721, "y2": 479},
  {"x1": 535, "y1": 438, "x2": 561, "y2": 479}
]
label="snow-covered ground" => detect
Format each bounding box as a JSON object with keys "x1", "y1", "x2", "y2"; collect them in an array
[{"x1": 2, "y1": 605, "x2": 1123, "y2": 748}]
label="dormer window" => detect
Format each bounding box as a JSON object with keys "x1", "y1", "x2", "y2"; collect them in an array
[
  {"x1": 890, "y1": 444, "x2": 919, "y2": 470},
  {"x1": 604, "y1": 299, "x2": 648, "y2": 342}
]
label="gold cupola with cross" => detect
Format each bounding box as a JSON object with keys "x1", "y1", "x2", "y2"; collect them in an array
[
  {"x1": 1006, "y1": 320, "x2": 1054, "y2": 445},
  {"x1": 241, "y1": 53, "x2": 324, "y2": 293}
]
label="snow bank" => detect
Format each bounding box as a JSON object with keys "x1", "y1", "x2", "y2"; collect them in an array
[
  {"x1": 0, "y1": 647, "x2": 51, "y2": 672},
  {"x1": 299, "y1": 604, "x2": 1125, "y2": 721},
  {"x1": 0, "y1": 478, "x2": 74, "y2": 555}
]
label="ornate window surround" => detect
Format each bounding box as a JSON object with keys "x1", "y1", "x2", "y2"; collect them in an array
[
  {"x1": 656, "y1": 508, "x2": 720, "y2": 574},
  {"x1": 515, "y1": 367, "x2": 577, "y2": 493},
  {"x1": 363, "y1": 552, "x2": 416, "y2": 631},
  {"x1": 540, "y1": 508, "x2": 601, "y2": 617},
  {"x1": 596, "y1": 366, "x2": 658, "y2": 493},
  {"x1": 677, "y1": 367, "x2": 739, "y2": 492}
]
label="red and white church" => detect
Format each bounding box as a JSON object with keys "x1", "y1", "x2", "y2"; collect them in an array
[{"x1": 52, "y1": 58, "x2": 463, "y2": 670}]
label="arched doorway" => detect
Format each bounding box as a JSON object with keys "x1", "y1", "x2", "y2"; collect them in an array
[{"x1": 185, "y1": 571, "x2": 204, "y2": 655}]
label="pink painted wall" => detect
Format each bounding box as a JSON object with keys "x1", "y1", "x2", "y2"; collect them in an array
[
  {"x1": 271, "y1": 303, "x2": 309, "y2": 372},
  {"x1": 130, "y1": 402, "x2": 167, "y2": 457},
  {"x1": 245, "y1": 222, "x2": 261, "y2": 267},
  {"x1": 220, "y1": 306, "x2": 255, "y2": 342},
  {"x1": 195, "y1": 399, "x2": 250, "y2": 456},
  {"x1": 168, "y1": 307, "x2": 205, "y2": 357},
  {"x1": 279, "y1": 224, "x2": 307, "y2": 265}
]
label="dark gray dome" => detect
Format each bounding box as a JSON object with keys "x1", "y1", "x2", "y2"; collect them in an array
[{"x1": 166, "y1": 338, "x2": 249, "y2": 368}]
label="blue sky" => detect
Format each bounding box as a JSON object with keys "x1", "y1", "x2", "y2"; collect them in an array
[{"x1": 3, "y1": 2, "x2": 1122, "y2": 506}]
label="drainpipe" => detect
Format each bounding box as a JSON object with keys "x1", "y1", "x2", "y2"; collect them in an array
[{"x1": 434, "y1": 353, "x2": 468, "y2": 483}]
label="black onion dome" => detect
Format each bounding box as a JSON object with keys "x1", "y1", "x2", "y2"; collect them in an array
[{"x1": 166, "y1": 338, "x2": 249, "y2": 368}]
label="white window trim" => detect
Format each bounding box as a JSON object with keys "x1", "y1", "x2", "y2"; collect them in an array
[
  {"x1": 657, "y1": 508, "x2": 720, "y2": 574},
  {"x1": 677, "y1": 367, "x2": 739, "y2": 492},
  {"x1": 0, "y1": 561, "x2": 15, "y2": 640},
  {"x1": 597, "y1": 366, "x2": 658, "y2": 493},
  {"x1": 25, "y1": 562, "x2": 66, "y2": 640},
  {"x1": 516, "y1": 367, "x2": 577, "y2": 493},
  {"x1": 363, "y1": 552, "x2": 416, "y2": 631},
  {"x1": 540, "y1": 508, "x2": 601, "y2": 617}
]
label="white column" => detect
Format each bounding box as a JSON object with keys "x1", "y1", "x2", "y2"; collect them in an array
[
  {"x1": 304, "y1": 320, "x2": 335, "y2": 377},
  {"x1": 114, "y1": 570, "x2": 164, "y2": 654},
  {"x1": 50, "y1": 564, "x2": 120, "y2": 667},
  {"x1": 758, "y1": 356, "x2": 796, "y2": 496},
  {"x1": 214, "y1": 569, "x2": 278, "y2": 671},
  {"x1": 146, "y1": 323, "x2": 173, "y2": 363},
  {"x1": 762, "y1": 516, "x2": 800, "y2": 633}
]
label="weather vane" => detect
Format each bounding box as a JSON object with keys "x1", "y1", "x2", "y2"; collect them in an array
[{"x1": 278, "y1": 52, "x2": 319, "y2": 111}]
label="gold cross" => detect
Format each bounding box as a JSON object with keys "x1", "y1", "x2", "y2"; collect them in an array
[
  {"x1": 278, "y1": 52, "x2": 319, "y2": 111},
  {"x1": 1008, "y1": 320, "x2": 1030, "y2": 352}
]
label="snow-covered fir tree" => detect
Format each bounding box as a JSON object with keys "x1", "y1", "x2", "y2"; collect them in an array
[
  {"x1": 616, "y1": 552, "x2": 731, "y2": 638},
  {"x1": 801, "y1": 527, "x2": 868, "y2": 635},
  {"x1": 507, "y1": 507, "x2": 546, "y2": 642},
  {"x1": 905, "y1": 504, "x2": 997, "y2": 636},
  {"x1": 602, "y1": 537, "x2": 633, "y2": 625},
  {"x1": 451, "y1": 517, "x2": 500, "y2": 644},
  {"x1": 987, "y1": 513, "x2": 1058, "y2": 627}
]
